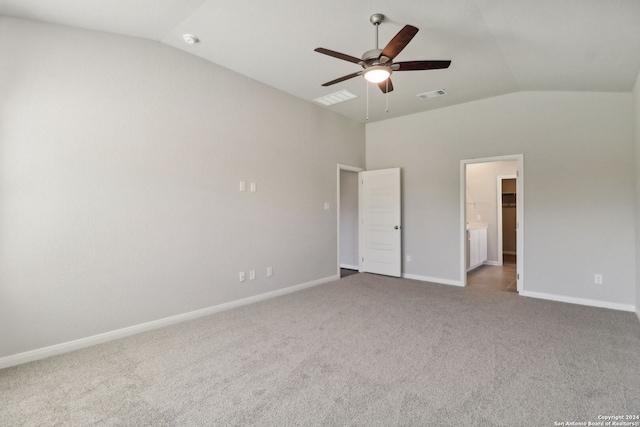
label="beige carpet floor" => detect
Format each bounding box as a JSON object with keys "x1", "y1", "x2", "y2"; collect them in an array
[{"x1": 1, "y1": 273, "x2": 639, "y2": 426}]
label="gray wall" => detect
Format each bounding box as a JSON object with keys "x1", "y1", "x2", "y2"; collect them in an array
[
  {"x1": 367, "y1": 91, "x2": 635, "y2": 307},
  {"x1": 339, "y1": 170, "x2": 359, "y2": 268},
  {"x1": 0, "y1": 17, "x2": 365, "y2": 358}
]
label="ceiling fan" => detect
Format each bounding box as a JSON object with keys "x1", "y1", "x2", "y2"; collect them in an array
[{"x1": 314, "y1": 14, "x2": 451, "y2": 93}]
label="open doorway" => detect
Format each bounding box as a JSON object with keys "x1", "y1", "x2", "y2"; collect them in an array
[
  {"x1": 337, "y1": 165, "x2": 403, "y2": 279},
  {"x1": 460, "y1": 155, "x2": 524, "y2": 292},
  {"x1": 337, "y1": 165, "x2": 363, "y2": 278}
]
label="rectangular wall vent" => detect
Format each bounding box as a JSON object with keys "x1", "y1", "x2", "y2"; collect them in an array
[
  {"x1": 417, "y1": 89, "x2": 448, "y2": 100},
  {"x1": 314, "y1": 90, "x2": 357, "y2": 106}
]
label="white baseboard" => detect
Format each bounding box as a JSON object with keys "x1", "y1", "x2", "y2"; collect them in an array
[
  {"x1": 483, "y1": 260, "x2": 500, "y2": 266},
  {"x1": 0, "y1": 275, "x2": 339, "y2": 370},
  {"x1": 339, "y1": 264, "x2": 359, "y2": 270},
  {"x1": 402, "y1": 273, "x2": 463, "y2": 287},
  {"x1": 519, "y1": 290, "x2": 636, "y2": 312}
]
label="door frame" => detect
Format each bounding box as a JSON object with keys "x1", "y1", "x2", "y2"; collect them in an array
[
  {"x1": 337, "y1": 164, "x2": 364, "y2": 277},
  {"x1": 460, "y1": 154, "x2": 524, "y2": 291},
  {"x1": 497, "y1": 174, "x2": 517, "y2": 267}
]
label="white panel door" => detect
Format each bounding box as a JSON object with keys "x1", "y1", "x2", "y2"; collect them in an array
[{"x1": 360, "y1": 168, "x2": 401, "y2": 277}]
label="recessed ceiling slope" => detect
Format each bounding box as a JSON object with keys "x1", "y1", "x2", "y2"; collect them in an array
[
  {"x1": 475, "y1": 0, "x2": 640, "y2": 92},
  {"x1": 0, "y1": 0, "x2": 208, "y2": 40},
  {"x1": 1, "y1": 0, "x2": 639, "y2": 123}
]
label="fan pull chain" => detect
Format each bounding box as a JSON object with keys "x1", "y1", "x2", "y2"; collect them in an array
[
  {"x1": 366, "y1": 80, "x2": 369, "y2": 121},
  {"x1": 385, "y1": 80, "x2": 389, "y2": 112}
]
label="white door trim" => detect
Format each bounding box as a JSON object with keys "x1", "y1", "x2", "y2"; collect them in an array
[
  {"x1": 497, "y1": 174, "x2": 517, "y2": 267},
  {"x1": 337, "y1": 164, "x2": 364, "y2": 277},
  {"x1": 460, "y1": 155, "x2": 524, "y2": 291}
]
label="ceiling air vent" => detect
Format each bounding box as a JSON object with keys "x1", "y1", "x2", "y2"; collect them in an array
[
  {"x1": 417, "y1": 89, "x2": 448, "y2": 100},
  {"x1": 314, "y1": 90, "x2": 357, "y2": 106}
]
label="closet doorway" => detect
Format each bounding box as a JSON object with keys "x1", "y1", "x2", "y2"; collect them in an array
[
  {"x1": 337, "y1": 164, "x2": 363, "y2": 278},
  {"x1": 498, "y1": 176, "x2": 517, "y2": 267}
]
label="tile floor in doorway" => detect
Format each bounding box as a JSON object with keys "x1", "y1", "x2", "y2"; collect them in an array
[
  {"x1": 467, "y1": 255, "x2": 517, "y2": 292},
  {"x1": 340, "y1": 268, "x2": 359, "y2": 278}
]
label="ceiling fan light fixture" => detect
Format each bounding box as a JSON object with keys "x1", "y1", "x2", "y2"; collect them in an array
[{"x1": 363, "y1": 66, "x2": 391, "y2": 83}]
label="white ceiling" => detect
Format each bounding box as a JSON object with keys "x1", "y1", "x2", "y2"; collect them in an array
[{"x1": 2, "y1": 0, "x2": 640, "y2": 123}]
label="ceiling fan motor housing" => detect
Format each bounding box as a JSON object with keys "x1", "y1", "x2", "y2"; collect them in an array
[
  {"x1": 362, "y1": 48, "x2": 381, "y2": 62},
  {"x1": 361, "y1": 49, "x2": 392, "y2": 73}
]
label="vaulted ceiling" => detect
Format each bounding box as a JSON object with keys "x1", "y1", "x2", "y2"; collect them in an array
[{"x1": 2, "y1": 0, "x2": 640, "y2": 122}]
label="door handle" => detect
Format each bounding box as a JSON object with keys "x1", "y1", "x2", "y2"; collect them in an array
[{"x1": 394, "y1": 226, "x2": 400, "y2": 230}]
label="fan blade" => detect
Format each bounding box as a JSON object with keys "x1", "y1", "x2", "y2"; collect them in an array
[
  {"x1": 314, "y1": 48, "x2": 362, "y2": 64},
  {"x1": 377, "y1": 79, "x2": 394, "y2": 93},
  {"x1": 380, "y1": 25, "x2": 419, "y2": 60},
  {"x1": 394, "y1": 60, "x2": 451, "y2": 71},
  {"x1": 321, "y1": 71, "x2": 362, "y2": 86}
]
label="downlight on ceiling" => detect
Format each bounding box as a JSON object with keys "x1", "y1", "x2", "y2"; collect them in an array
[
  {"x1": 183, "y1": 34, "x2": 199, "y2": 45},
  {"x1": 314, "y1": 90, "x2": 357, "y2": 106},
  {"x1": 417, "y1": 89, "x2": 448, "y2": 100}
]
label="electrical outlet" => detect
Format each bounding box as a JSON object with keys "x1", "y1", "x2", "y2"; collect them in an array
[
  {"x1": 249, "y1": 270, "x2": 256, "y2": 280},
  {"x1": 250, "y1": 182, "x2": 257, "y2": 193},
  {"x1": 239, "y1": 272, "x2": 245, "y2": 282},
  {"x1": 406, "y1": 255, "x2": 411, "y2": 262},
  {"x1": 594, "y1": 274, "x2": 603, "y2": 285},
  {"x1": 267, "y1": 266, "x2": 273, "y2": 277},
  {"x1": 239, "y1": 181, "x2": 246, "y2": 192}
]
